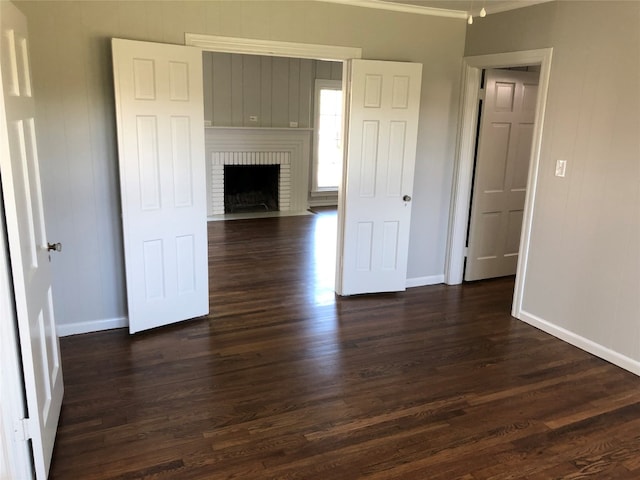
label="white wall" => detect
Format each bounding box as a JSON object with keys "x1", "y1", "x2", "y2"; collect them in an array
[
  {"x1": 467, "y1": 1, "x2": 640, "y2": 368},
  {"x1": 15, "y1": 0, "x2": 466, "y2": 334}
]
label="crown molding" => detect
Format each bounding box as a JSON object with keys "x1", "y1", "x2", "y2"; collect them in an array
[
  {"x1": 316, "y1": 0, "x2": 555, "y2": 19},
  {"x1": 315, "y1": 0, "x2": 467, "y2": 19}
]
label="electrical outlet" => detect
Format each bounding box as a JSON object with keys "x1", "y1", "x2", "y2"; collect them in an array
[
  {"x1": 204, "y1": 120, "x2": 212, "y2": 127},
  {"x1": 289, "y1": 121, "x2": 298, "y2": 128},
  {"x1": 249, "y1": 115, "x2": 258, "y2": 122},
  {"x1": 555, "y1": 159, "x2": 567, "y2": 177}
]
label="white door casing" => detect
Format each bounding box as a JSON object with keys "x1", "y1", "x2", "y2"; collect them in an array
[
  {"x1": 465, "y1": 69, "x2": 539, "y2": 281},
  {"x1": 112, "y1": 39, "x2": 208, "y2": 334},
  {"x1": 0, "y1": 2, "x2": 64, "y2": 478},
  {"x1": 337, "y1": 60, "x2": 422, "y2": 295}
]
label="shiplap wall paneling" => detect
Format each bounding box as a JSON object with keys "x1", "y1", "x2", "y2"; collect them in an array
[
  {"x1": 231, "y1": 54, "x2": 243, "y2": 126},
  {"x1": 243, "y1": 55, "x2": 260, "y2": 126},
  {"x1": 260, "y1": 56, "x2": 272, "y2": 127},
  {"x1": 298, "y1": 59, "x2": 313, "y2": 129},
  {"x1": 203, "y1": 52, "x2": 213, "y2": 124},
  {"x1": 271, "y1": 56, "x2": 289, "y2": 127},
  {"x1": 211, "y1": 52, "x2": 232, "y2": 126},
  {"x1": 203, "y1": 53, "x2": 341, "y2": 128},
  {"x1": 288, "y1": 58, "x2": 300, "y2": 126}
]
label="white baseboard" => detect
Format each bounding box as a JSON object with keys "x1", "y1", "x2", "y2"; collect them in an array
[
  {"x1": 406, "y1": 274, "x2": 445, "y2": 288},
  {"x1": 518, "y1": 310, "x2": 640, "y2": 377},
  {"x1": 308, "y1": 198, "x2": 338, "y2": 207},
  {"x1": 56, "y1": 316, "x2": 128, "y2": 337}
]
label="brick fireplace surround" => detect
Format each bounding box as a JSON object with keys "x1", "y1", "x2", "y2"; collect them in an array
[{"x1": 205, "y1": 127, "x2": 312, "y2": 216}]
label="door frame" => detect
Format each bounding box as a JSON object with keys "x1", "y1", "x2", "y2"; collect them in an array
[
  {"x1": 444, "y1": 48, "x2": 553, "y2": 318},
  {"x1": 185, "y1": 34, "x2": 361, "y2": 61},
  {"x1": 185, "y1": 34, "x2": 362, "y2": 295}
]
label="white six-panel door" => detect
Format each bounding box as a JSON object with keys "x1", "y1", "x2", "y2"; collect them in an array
[
  {"x1": 112, "y1": 39, "x2": 208, "y2": 333},
  {"x1": 0, "y1": 2, "x2": 64, "y2": 478},
  {"x1": 465, "y1": 68, "x2": 539, "y2": 281},
  {"x1": 337, "y1": 60, "x2": 422, "y2": 295}
]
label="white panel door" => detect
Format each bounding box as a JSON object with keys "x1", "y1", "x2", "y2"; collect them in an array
[
  {"x1": 112, "y1": 39, "x2": 208, "y2": 333},
  {"x1": 0, "y1": 2, "x2": 64, "y2": 478},
  {"x1": 465, "y1": 69, "x2": 539, "y2": 281},
  {"x1": 337, "y1": 60, "x2": 422, "y2": 295}
]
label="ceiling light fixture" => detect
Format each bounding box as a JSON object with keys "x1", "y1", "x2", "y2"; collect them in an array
[{"x1": 468, "y1": 0, "x2": 486, "y2": 24}]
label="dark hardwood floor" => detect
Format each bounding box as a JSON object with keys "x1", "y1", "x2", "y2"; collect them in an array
[{"x1": 50, "y1": 211, "x2": 640, "y2": 479}]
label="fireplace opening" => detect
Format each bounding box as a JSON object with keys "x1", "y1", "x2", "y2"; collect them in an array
[{"x1": 224, "y1": 165, "x2": 279, "y2": 213}]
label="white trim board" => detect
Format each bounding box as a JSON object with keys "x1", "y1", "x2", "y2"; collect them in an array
[
  {"x1": 444, "y1": 48, "x2": 553, "y2": 322},
  {"x1": 185, "y1": 33, "x2": 362, "y2": 61},
  {"x1": 519, "y1": 311, "x2": 640, "y2": 377},
  {"x1": 56, "y1": 316, "x2": 128, "y2": 337}
]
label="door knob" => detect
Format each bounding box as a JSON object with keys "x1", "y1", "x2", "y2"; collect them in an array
[
  {"x1": 47, "y1": 242, "x2": 62, "y2": 252},
  {"x1": 403, "y1": 195, "x2": 412, "y2": 202}
]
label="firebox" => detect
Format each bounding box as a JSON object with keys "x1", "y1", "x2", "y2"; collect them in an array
[{"x1": 223, "y1": 165, "x2": 280, "y2": 213}]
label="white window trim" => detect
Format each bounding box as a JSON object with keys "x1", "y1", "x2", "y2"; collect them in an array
[{"x1": 312, "y1": 79, "x2": 343, "y2": 195}]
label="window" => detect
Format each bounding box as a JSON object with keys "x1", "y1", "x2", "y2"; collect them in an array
[{"x1": 312, "y1": 79, "x2": 343, "y2": 194}]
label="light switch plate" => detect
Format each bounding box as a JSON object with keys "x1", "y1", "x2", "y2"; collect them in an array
[{"x1": 555, "y1": 159, "x2": 567, "y2": 177}]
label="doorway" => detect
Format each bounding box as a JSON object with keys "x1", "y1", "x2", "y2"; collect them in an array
[
  {"x1": 201, "y1": 51, "x2": 343, "y2": 219},
  {"x1": 464, "y1": 67, "x2": 540, "y2": 282},
  {"x1": 189, "y1": 36, "x2": 357, "y2": 301},
  {"x1": 113, "y1": 37, "x2": 424, "y2": 331},
  {"x1": 445, "y1": 48, "x2": 553, "y2": 319}
]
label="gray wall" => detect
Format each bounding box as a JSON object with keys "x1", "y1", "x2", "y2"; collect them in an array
[
  {"x1": 16, "y1": 0, "x2": 466, "y2": 332},
  {"x1": 203, "y1": 52, "x2": 341, "y2": 128},
  {"x1": 467, "y1": 1, "x2": 640, "y2": 362}
]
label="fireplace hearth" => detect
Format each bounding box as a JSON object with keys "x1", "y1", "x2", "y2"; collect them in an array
[{"x1": 224, "y1": 165, "x2": 279, "y2": 213}]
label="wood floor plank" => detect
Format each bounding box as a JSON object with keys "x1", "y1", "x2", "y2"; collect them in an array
[{"x1": 49, "y1": 212, "x2": 640, "y2": 479}]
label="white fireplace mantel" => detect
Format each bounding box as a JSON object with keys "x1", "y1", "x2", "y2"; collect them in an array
[{"x1": 204, "y1": 127, "x2": 312, "y2": 216}]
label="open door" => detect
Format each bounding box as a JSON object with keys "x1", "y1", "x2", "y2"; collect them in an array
[
  {"x1": 112, "y1": 39, "x2": 208, "y2": 334},
  {"x1": 337, "y1": 60, "x2": 422, "y2": 295},
  {"x1": 465, "y1": 68, "x2": 539, "y2": 281},
  {"x1": 0, "y1": 2, "x2": 64, "y2": 478}
]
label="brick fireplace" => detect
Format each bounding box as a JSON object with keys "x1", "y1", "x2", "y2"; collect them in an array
[
  {"x1": 205, "y1": 127, "x2": 312, "y2": 217},
  {"x1": 210, "y1": 152, "x2": 290, "y2": 215}
]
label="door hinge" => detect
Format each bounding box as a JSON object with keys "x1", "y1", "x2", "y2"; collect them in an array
[
  {"x1": 478, "y1": 88, "x2": 485, "y2": 101},
  {"x1": 14, "y1": 417, "x2": 33, "y2": 442},
  {"x1": 463, "y1": 247, "x2": 469, "y2": 258}
]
